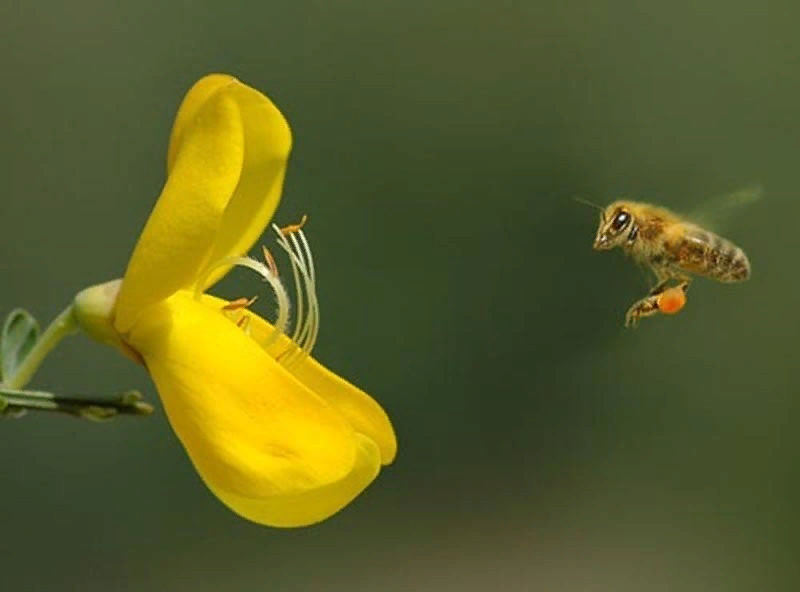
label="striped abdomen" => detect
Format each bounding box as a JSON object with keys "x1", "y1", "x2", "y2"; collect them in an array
[{"x1": 667, "y1": 226, "x2": 751, "y2": 282}]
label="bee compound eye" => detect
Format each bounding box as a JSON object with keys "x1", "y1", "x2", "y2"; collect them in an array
[{"x1": 612, "y1": 211, "x2": 631, "y2": 231}]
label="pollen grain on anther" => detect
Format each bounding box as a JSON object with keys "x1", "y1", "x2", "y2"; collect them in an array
[
  {"x1": 222, "y1": 295, "x2": 258, "y2": 311},
  {"x1": 279, "y1": 214, "x2": 308, "y2": 236},
  {"x1": 262, "y1": 245, "x2": 279, "y2": 277}
]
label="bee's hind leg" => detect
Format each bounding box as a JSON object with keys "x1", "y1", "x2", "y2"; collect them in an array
[
  {"x1": 646, "y1": 268, "x2": 687, "y2": 296},
  {"x1": 625, "y1": 277, "x2": 692, "y2": 329},
  {"x1": 624, "y1": 274, "x2": 670, "y2": 328},
  {"x1": 624, "y1": 296, "x2": 661, "y2": 328},
  {"x1": 647, "y1": 278, "x2": 671, "y2": 296}
]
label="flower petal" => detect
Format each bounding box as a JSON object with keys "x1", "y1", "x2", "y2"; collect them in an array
[
  {"x1": 115, "y1": 75, "x2": 292, "y2": 333},
  {"x1": 207, "y1": 433, "x2": 381, "y2": 527},
  {"x1": 200, "y1": 293, "x2": 398, "y2": 464},
  {"x1": 282, "y1": 351, "x2": 398, "y2": 464},
  {"x1": 167, "y1": 74, "x2": 237, "y2": 173},
  {"x1": 126, "y1": 290, "x2": 360, "y2": 498},
  {"x1": 199, "y1": 81, "x2": 293, "y2": 290},
  {"x1": 115, "y1": 86, "x2": 245, "y2": 333}
]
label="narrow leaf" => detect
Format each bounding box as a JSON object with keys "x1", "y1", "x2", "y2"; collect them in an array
[{"x1": 1, "y1": 309, "x2": 40, "y2": 380}]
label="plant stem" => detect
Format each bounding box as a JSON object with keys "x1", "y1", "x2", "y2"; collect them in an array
[
  {"x1": 0, "y1": 387, "x2": 153, "y2": 421},
  {"x1": 4, "y1": 305, "x2": 79, "y2": 389}
]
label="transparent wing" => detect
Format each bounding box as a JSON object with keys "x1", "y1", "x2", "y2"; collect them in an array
[{"x1": 686, "y1": 184, "x2": 763, "y2": 232}]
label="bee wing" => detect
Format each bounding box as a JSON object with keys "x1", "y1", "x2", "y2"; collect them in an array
[{"x1": 686, "y1": 184, "x2": 763, "y2": 232}]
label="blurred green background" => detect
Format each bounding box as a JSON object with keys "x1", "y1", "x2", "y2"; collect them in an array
[{"x1": 1, "y1": 1, "x2": 799, "y2": 590}]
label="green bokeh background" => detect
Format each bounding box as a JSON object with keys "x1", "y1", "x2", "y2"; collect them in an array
[{"x1": 1, "y1": 1, "x2": 799, "y2": 590}]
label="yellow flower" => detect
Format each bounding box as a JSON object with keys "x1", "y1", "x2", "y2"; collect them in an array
[{"x1": 73, "y1": 74, "x2": 396, "y2": 527}]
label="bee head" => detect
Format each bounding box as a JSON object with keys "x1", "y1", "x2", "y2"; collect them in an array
[{"x1": 593, "y1": 203, "x2": 633, "y2": 250}]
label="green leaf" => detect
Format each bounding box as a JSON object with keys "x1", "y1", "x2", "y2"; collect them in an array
[{"x1": 1, "y1": 309, "x2": 40, "y2": 380}]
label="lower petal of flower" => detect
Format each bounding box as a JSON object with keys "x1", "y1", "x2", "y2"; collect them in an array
[
  {"x1": 207, "y1": 433, "x2": 381, "y2": 527},
  {"x1": 199, "y1": 293, "x2": 398, "y2": 465},
  {"x1": 126, "y1": 290, "x2": 366, "y2": 499}
]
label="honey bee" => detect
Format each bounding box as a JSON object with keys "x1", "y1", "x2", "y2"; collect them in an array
[{"x1": 582, "y1": 189, "x2": 756, "y2": 327}]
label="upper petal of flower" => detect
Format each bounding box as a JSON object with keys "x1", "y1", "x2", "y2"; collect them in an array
[
  {"x1": 115, "y1": 75, "x2": 291, "y2": 333},
  {"x1": 196, "y1": 80, "x2": 293, "y2": 291},
  {"x1": 167, "y1": 74, "x2": 238, "y2": 173},
  {"x1": 125, "y1": 290, "x2": 363, "y2": 501}
]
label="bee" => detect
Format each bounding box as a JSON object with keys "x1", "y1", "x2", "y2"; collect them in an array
[{"x1": 581, "y1": 189, "x2": 756, "y2": 327}]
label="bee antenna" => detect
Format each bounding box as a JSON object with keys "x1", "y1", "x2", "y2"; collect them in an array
[
  {"x1": 572, "y1": 195, "x2": 604, "y2": 211},
  {"x1": 572, "y1": 195, "x2": 607, "y2": 222}
]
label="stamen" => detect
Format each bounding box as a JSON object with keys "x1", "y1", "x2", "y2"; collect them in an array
[
  {"x1": 236, "y1": 315, "x2": 251, "y2": 332},
  {"x1": 279, "y1": 214, "x2": 308, "y2": 236},
  {"x1": 282, "y1": 231, "x2": 305, "y2": 346},
  {"x1": 261, "y1": 246, "x2": 278, "y2": 277},
  {"x1": 196, "y1": 255, "x2": 290, "y2": 348},
  {"x1": 222, "y1": 295, "x2": 258, "y2": 311},
  {"x1": 271, "y1": 218, "x2": 320, "y2": 366},
  {"x1": 295, "y1": 229, "x2": 319, "y2": 352},
  {"x1": 194, "y1": 215, "x2": 320, "y2": 366},
  {"x1": 287, "y1": 230, "x2": 317, "y2": 359}
]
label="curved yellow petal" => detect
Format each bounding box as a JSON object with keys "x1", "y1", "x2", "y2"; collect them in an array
[
  {"x1": 115, "y1": 75, "x2": 292, "y2": 333},
  {"x1": 199, "y1": 293, "x2": 397, "y2": 464},
  {"x1": 281, "y1": 350, "x2": 398, "y2": 465},
  {"x1": 126, "y1": 290, "x2": 359, "y2": 498},
  {"x1": 167, "y1": 74, "x2": 237, "y2": 173},
  {"x1": 199, "y1": 80, "x2": 292, "y2": 290},
  {"x1": 115, "y1": 89, "x2": 245, "y2": 333},
  {"x1": 207, "y1": 433, "x2": 381, "y2": 527}
]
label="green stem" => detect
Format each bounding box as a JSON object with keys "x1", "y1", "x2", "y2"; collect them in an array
[
  {"x1": 0, "y1": 387, "x2": 153, "y2": 421},
  {"x1": 4, "y1": 305, "x2": 79, "y2": 389}
]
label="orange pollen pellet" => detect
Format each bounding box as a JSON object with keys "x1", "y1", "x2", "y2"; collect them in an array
[{"x1": 657, "y1": 287, "x2": 686, "y2": 315}]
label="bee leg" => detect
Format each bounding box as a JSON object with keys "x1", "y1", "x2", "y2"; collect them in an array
[
  {"x1": 624, "y1": 296, "x2": 661, "y2": 328},
  {"x1": 648, "y1": 279, "x2": 671, "y2": 296},
  {"x1": 625, "y1": 278, "x2": 692, "y2": 328}
]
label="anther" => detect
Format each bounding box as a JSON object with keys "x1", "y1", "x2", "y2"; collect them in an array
[
  {"x1": 261, "y1": 246, "x2": 279, "y2": 277},
  {"x1": 222, "y1": 295, "x2": 258, "y2": 311},
  {"x1": 236, "y1": 315, "x2": 251, "y2": 331},
  {"x1": 279, "y1": 214, "x2": 308, "y2": 236}
]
